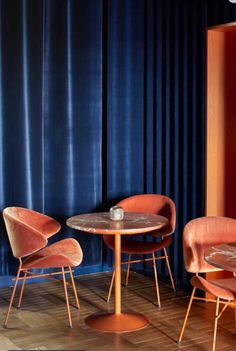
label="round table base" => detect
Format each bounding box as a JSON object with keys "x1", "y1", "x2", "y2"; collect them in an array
[{"x1": 85, "y1": 311, "x2": 149, "y2": 332}]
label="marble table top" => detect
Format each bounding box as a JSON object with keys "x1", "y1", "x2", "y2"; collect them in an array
[
  {"x1": 205, "y1": 242, "x2": 236, "y2": 272},
  {"x1": 66, "y1": 212, "x2": 168, "y2": 235}
]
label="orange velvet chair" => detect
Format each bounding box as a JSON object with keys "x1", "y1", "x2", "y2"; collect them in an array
[
  {"x1": 178, "y1": 216, "x2": 236, "y2": 351},
  {"x1": 103, "y1": 194, "x2": 176, "y2": 307},
  {"x1": 3, "y1": 207, "x2": 83, "y2": 328}
]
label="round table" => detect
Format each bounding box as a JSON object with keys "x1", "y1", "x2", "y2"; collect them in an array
[
  {"x1": 204, "y1": 242, "x2": 236, "y2": 272},
  {"x1": 66, "y1": 212, "x2": 168, "y2": 332}
]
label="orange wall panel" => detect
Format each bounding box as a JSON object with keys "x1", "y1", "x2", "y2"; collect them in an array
[{"x1": 206, "y1": 24, "x2": 236, "y2": 288}]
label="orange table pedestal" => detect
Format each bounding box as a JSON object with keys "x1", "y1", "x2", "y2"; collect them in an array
[
  {"x1": 85, "y1": 311, "x2": 149, "y2": 332},
  {"x1": 67, "y1": 212, "x2": 167, "y2": 333}
]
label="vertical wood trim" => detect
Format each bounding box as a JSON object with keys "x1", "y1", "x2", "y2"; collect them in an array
[{"x1": 206, "y1": 29, "x2": 225, "y2": 216}]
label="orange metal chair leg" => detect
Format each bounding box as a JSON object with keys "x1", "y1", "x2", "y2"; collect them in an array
[
  {"x1": 212, "y1": 297, "x2": 220, "y2": 351},
  {"x1": 152, "y1": 253, "x2": 161, "y2": 307},
  {"x1": 17, "y1": 270, "x2": 28, "y2": 308},
  {"x1": 178, "y1": 287, "x2": 196, "y2": 344},
  {"x1": 163, "y1": 247, "x2": 175, "y2": 292},
  {"x1": 4, "y1": 265, "x2": 22, "y2": 327},
  {"x1": 68, "y1": 266, "x2": 80, "y2": 309},
  {"x1": 235, "y1": 300, "x2": 236, "y2": 329},
  {"x1": 61, "y1": 267, "x2": 72, "y2": 328},
  {"x1": 125, "y1": 254, "x2": 131, "y2": 286},
  {"x1": 107, "y1": 270, "x2": 115, "y2": 302},
  {"x1": 233, "y1": 274, "x2": 236, "y2": 328}
]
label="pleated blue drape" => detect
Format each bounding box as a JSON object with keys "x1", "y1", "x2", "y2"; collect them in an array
[{"x1": 1, "y1": 0, "x2": 236, "y2": 289}]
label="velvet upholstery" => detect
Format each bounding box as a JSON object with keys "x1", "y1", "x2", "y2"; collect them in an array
[
  {"x1": 191, "y1": 276, "x2": 236, "y2": 301},
  {"x1": 103, "y1": 234, "x2": 172, "y2": 255},
  {"x1": 183, "y1": 216, "x2": 236, "y2": 273},
  {"x1": 22, "y1": 238, "x2": 83, "y2": 269},
  {"x1": 4, "y1": 207, "x2": 61, "y2": 238},
  {"x1": 103, "y1": 194, "x2": 176, "y2": 254},
  {"x1": 3, "y1": 207, "x2": 61, "y2": 258},
  {"x1": 103, "y1": 194, "x2": 176, "y2": 306},
  {"x1": 117, "y1": 194, "x2": 176, "y2": 236},
  {"x1": 179, "y1": 216, "x2": 236, "y2": 349},
  {"x1": 3, "y1": 207, "x2": 82, "y2": 267},
  {"x1": 2, "y1": 206, "x2": 83, "y2": 328}
]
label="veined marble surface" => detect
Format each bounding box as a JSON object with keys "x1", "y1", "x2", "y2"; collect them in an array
[
  {"x1": 66, "y1": 212, "x2": 168, "y2": 235},
  {"x1": 205, "y1": 242, "x2": 236, "y2": 272}
]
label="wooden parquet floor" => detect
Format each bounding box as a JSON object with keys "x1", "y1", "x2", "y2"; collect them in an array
[{"x1": 0, "y1": 271, "x2": 236, "y2": 351}]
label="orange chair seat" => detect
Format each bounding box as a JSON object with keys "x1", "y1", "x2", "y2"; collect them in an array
[
  {"x1": 22, "y1": 238, "x2": 83, "y2": 269},
  {"x1": 104, "y1": 235, "x2": 172, "y2": 254},
  {"x1": 191, "y1": 276, "x2": 236, "y2": 301}
]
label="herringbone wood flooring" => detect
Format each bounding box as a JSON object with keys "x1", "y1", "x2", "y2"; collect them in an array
[{"x1": 0, "y1": 271, "x2": 236, "y2": 350}]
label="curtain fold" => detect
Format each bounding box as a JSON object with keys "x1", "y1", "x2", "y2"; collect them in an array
[{"x1": 1, "y1": 0, "x2": 236, "y2": 287}]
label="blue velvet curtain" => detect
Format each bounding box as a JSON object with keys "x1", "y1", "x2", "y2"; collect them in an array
[{"x1": 0, "y1": 0, "x2": 236, "y2": 289}]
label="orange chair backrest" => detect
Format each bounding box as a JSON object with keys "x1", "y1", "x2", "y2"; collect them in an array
[
  {"x1": 183, "y1": 216, "x2": 236, "y2": 273},
  {"x1": 117, "y1": 194, "x2": 176, "y2": 235},
  {"x1": 3, "y1": 207, "x2": 60, "y2": 258}
]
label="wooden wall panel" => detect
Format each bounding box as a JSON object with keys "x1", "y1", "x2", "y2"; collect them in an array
[
  {"x1": 206, "y1": 23, "x2": 236, "y2": 283},
  {"x1": 207, "y1": 24, "x2": 236, "y2": 218},
  {"x1": 206, "y1": 30, "x2": 225, "y2": 216}
]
